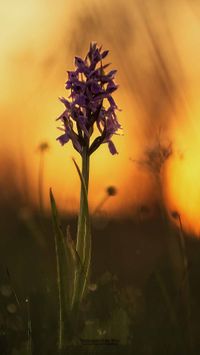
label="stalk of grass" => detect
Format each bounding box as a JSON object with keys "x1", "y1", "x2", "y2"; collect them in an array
[
  {"x1": 66, "y1": 225, "x2": 83, "y2": 309},
  {"x1": 93, "y1": 186, "x2": 117, "y2": 215},
  {"x1": 18, "y1": 208, "x2": 45, "y2": 248},
  {"x1": 155, "y1": 271, "x2": 177, "y2": 326},
  {"x1": 37, "y1": 142, "x2": 49, "y2": 218},
  {"x1": 134, "y1": 138, "x2": 181, "y2": 329},
  {"x1": 38, "y1": 151, "x2": 45, "y2": 216},
  {"x1": 93, "y1": 194, "x2": 109, "y2": 215},
  {"x1": 25, "y1": 298, "x2": 32, "y2": 355},
  {"x1": 173, "y1": 212, "x2": 193, "y2": 354},
  {"x1": 19, "y1": 141, "x2": 30, "y2": 206},
  {"x1": 5, "y1": 269, "x2": 32, "y2": 354},
  {"x1": 6, "y1": 268, "x2": 21, "y2": 308},
  {"x1": 50, "y1": 189, "x2": 74, "y2": 350},
  {"x1": 160, "y1": 202, "x2": 193, "y2": 353}
]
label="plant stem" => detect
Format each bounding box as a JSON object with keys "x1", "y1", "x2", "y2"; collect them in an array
[
  {"x1": 178, "y1": 214, "x2": 193, "y2": 354},
  {"x1": 26, "y1": 298, "x2": 32, "y2": 355},
  {"x1": 93, "y1": 194, "x2": 109, "y2": 215},
  {"x1": 73, "y1": 144, "x2": 91, "y2": 306},
  {"x1": 76, "y1": 145, "x2": 90, "y2": 261},
  {"x1": 38, "y1": 151, "x2": 45, "y2": 217},
  {"x1": 54, "y1": 232, "x2": 64, "y2": 352},
  {"x1": 19, "y1": 141, "x2": 30, "y2": 205}
]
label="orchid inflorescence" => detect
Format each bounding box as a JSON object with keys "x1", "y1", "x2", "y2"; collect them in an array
[{"x1": 57, "y1": 42, "x2": 121, "y2": 155}]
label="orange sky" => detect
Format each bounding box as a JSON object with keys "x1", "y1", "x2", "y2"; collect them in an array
[{"x1": 1, "y1": 0, "x2": 200, "y2": 235}]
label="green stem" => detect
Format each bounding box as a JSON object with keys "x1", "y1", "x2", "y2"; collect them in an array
[
  {"x1": 76, "y1": 146, "x2": 90, "y2": 260},
  {"x1": 72, "y1": 144, "x2": 91, "y2": 307},
  {"x1": 93, "y1": 194, "x2": 109, "y2": 215}
]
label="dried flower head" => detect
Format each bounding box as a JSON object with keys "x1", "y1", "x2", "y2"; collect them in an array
[
  {"x1": 144, "y1": 142, "x2": 172, "y2": 174},
  {"x1": 134, "y1": 140, "x2": 172, "y2": 175},
  {"x1": 57, "y1": 42, "x2": 121, "y2": 155},
  {"x1": 106, "y1": 186, "x2": 117, "y2": 196},
  {"x1": 37, "y1": 142, "x2": 50, "y2": 153}
]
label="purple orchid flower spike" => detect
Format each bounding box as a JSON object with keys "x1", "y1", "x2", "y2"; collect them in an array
[
  {"x1": 56, "y1": 42, "x2": 121, "y2": 156},
  {"x1": 52, "y1": 44, "x2": 122, "y2": 335}
]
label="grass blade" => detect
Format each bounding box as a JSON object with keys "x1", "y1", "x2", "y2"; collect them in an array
[{"x1": 50, "y1": 188, "x2": 75, "y2": 350}]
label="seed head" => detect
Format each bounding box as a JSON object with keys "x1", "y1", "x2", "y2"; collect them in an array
[
  {"x1": 106, "y1": 186, "x2": 117, "y2": 196},
  {"x1": 37, "y1": 141, "x2": 50, "y2": 153}
]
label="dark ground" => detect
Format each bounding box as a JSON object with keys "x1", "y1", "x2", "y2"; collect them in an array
[{"x1": 0, "y1": 201, "x2": 200, "y2": 354}]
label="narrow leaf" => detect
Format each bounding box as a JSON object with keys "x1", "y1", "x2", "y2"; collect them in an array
[{"x1": 50, "y1": 188, "x2": 75, "y2": 349}]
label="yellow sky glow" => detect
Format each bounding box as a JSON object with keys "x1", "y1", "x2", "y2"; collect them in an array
[{"x1": 1, "y1": 0, "x2": 200, "y2": 235}]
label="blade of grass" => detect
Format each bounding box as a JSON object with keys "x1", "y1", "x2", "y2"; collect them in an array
[
  {"x1": 25, "y1": 298, "x2": 32, "y2": 355},
  {"x1": 65, "y1": 226, "x2": 84, "y2": 309},
  {"x1": 50, "y1": 188, "x2": 75, "y2": 350}
]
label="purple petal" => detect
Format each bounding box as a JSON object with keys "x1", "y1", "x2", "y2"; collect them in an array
[
  {"x1": 56, "y1": 133, "x2": 70, "y2": 145},
  {"x1": 69, "y1": 133, "x2": 82, "y2": 153},
  {"x1": 78, "y1": 116, "x2": 90, "y2": 137},
  {"x1": 108, "y1": 141, "x2": 118, "y2": 155},
  {"x1": 87, "y1": 63, "x2": 110, "y2": 78},
  {"x1": 73, "y1": 81, "x2": 85, "y2": 94},
  {"x1": 90, "y1": 81, "x2": 103, "y2": 94},
  {"x1": 101, "y1": 50, "x2": 109, "y2": 59},
  {"x1": 67, "y1": 71, "x2": 78, "y2": 81},
  {"x1": 88, "y1": 42, "x2": 97, "y2": 61},
  {"x1": 107, "y1": 95, "x2": 117, "y2": 109},
  {"x1": 107, "y1": 70, "x2": 117, "y2": 78},
  {"x1": 59, "y1": 97, "x2": 71, "y2": 109},
  {"x1": 106, "y1": 81, "x2": 118, "y2": 93},
  {"x1": 56, "y1": 109, "x2": 69, "y2": 121},
  {"x1": 75, "y1": 56, "x2": 85, "y2": 68},
  {"x1": 74, "y1": 94, "x2": 88, "y2": 107},
  {"x1": 65, "y1": 80, "x2": 72, "y2": 89}
]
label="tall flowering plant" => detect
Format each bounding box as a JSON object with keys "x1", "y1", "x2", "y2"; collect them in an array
[{"x1": 50, "y1": 42, "x2": 120, "y2": 350}]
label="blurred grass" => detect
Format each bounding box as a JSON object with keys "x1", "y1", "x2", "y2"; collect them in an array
[
  {"x1": 0, "y1": 1, "x2": 200, "y2": 353},
  {"x1": 1, "y1": 173, "x2": 200, "y2": 354}
]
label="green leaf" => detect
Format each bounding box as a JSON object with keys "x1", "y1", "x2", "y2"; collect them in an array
[
  {"x1": 50, "y1": 188, "x2": 76, "y2": 349},
  {"x1": 65, "y1": 225, "x2": 84, "y2": 308}
]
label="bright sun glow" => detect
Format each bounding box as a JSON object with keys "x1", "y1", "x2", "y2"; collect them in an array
[{"x1": 0, "y1": 0, "x2": 200, "y2": 235}]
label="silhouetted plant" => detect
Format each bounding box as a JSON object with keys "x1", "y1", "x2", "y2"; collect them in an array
[{"x1": 50, "y1": 42, "x2": 121, "y2": 351}]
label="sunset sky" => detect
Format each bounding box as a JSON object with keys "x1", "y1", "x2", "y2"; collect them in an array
[{"x1": 0, "y1": 0, "x2": 200, "y2": 234}]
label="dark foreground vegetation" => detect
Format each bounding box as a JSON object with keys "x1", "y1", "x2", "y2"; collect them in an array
[{"x1": 0, "y1": 194, "x2": 200, "y2": 355}]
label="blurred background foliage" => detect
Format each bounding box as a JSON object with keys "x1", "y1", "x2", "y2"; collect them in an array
[{"x1": 0, "y1": 0, "x2": 200, "y2": 354}]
